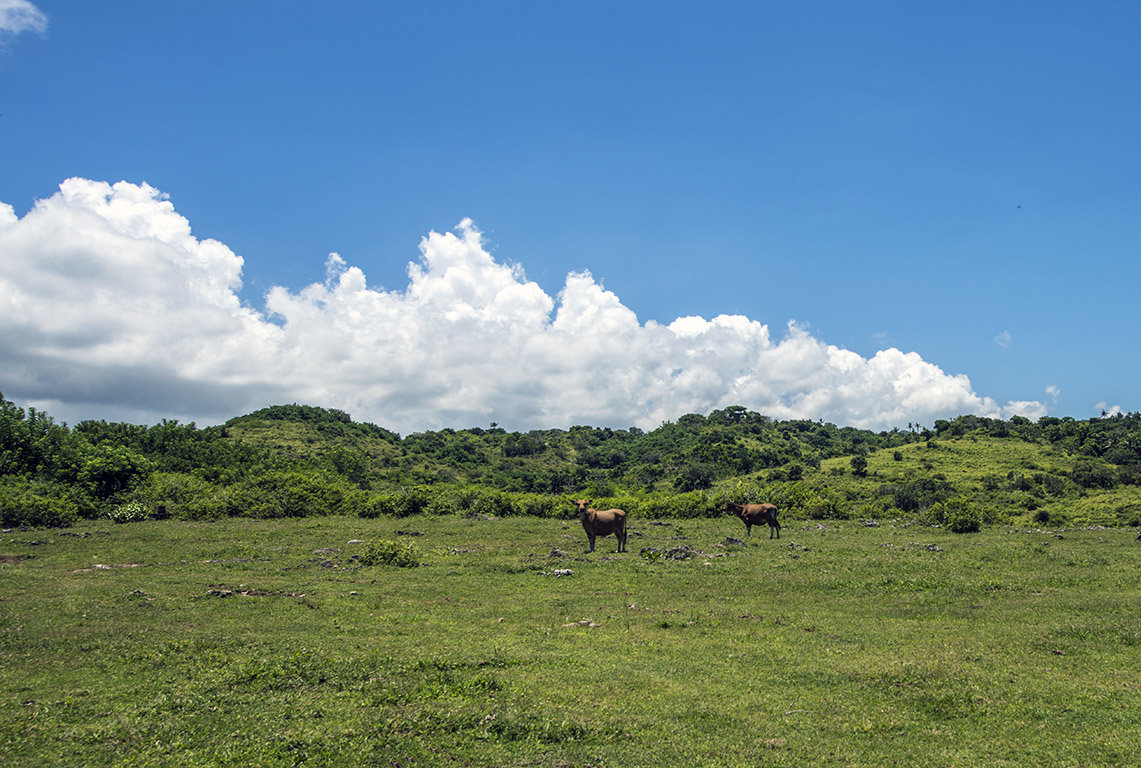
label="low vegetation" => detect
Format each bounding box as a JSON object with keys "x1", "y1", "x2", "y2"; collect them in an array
[
  {"x1": 1, "y1": 515, "x2": 1138, "y2": 766},
  {"x1": 3, "y1": 393, "x2": 1141, "y2": 532}
]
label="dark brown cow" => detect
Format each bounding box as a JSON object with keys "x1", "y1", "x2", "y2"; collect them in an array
[
  {"x1": 722, "y1": 502, "x2": 780, "y2": 539},
  {"x1": 574, "y1": 499, "x2": 627, "y2": 553}
]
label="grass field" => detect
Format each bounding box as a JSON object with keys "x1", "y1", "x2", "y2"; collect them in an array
[{"x1": 2, "y1": 514, "x2": 1140, "y2": 766}]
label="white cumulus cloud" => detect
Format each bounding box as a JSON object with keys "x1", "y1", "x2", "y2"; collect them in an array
[
  {"x1": 0, "y1": 0, "x2": 47, "y2": 37},
  {"x1": 0, "y1": 178, "x2": 1047, "y2": 433}
]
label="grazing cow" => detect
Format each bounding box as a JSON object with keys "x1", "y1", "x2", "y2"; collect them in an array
[
  {"x1": 574, "y1": 499, "x2": 627, "y2": 553},
  {"x1": 722, "y1": 502, "x2": 780, "y2": 539}
]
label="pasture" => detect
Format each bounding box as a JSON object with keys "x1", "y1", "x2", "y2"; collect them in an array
[{"x1": 2, "y1": 515, "x2": 1139, "y2": 766}]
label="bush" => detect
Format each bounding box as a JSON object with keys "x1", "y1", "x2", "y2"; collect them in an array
[
  {"x1": 78, "y1": 444, "x2": 150, "y2": 500},
  {"x1": 360, "y1": 539, "x2": 420, "y2": 567},
  {"x1": 632, "y1": 491, "x2": 713, "y2": 519},
  {"x1": 135, "y1": 472, "x2": 217, "y2": 519},
  {"x1": 515, "y1": 493, "x2": 557, "y2": 517},
  {"x1": 107, "y1": 501, "x2": 149, "y2": 523},
  {"x1": 224, "y1": 471, "x2": 361, "y2": 518},
  {"x1": 0, "y1": 479, "x2": 80, "y2": 528},
  {"x1": 360, "y1": 493, "x2": 400, "y2": 518},
  {"x1": 394, "y1": 486, "x2": 435, "y2": 517},
  {"x1": 803, "y1": 491, "x2": 849, "y2": 520},
  {"x1": 943, "y1": 501, "x2": 982, "y2": 533},
  {"x1": 429, "y1": 486, "x2": 520, "y2": 517},
  {"x1": 674, "y1": 463, "x2": 713, "y2": 492},
  {"x1": 469, "y1": 488, "x2": 518, "y2": 517},
  {"x1": 1071, "y1": 461, "x2": 1117, "y2": 490},
  {"x1": 879, "y1": 478, "x2": 954, "y2": 514}
]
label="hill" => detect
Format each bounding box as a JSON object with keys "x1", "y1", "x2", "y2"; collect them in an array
[{"x1": 2, "y1": 392, "x2": 1140, "y2": 529}]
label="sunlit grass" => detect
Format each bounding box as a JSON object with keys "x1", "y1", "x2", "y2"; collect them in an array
[{"x1": 2, "y1": 515, "x2": 1139, "y2": 766}]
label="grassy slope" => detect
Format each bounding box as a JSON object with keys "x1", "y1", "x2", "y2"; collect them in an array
[
  {"x1": 2, "y1": 516, "x2": 1139, "y2": 766},
  {"x1": 217, "y1": 412, "x2": 1141, "y2": 526},
  {"x1": 221, "y1": 418, "x2": 401, "y2": 467},
  {"x1": 803, "y1": 436, "x2": 1141, "y2": 527}
]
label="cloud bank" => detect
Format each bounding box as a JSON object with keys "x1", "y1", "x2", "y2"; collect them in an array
[{"x1": 0, "y1": 178, "x2": 1046, "y2": 433}]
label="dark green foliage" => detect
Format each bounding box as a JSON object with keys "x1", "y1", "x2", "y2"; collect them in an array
[
  {"x1": 1071, "y1": 461, "x2": 1117, "y2": 489},
  {"x1": 224, "y1": 471, "x2": 362, "y2": 518},
  {"x1": 77, "y1": 444, "x2": 150, "y2": 500},
  {"x1": 501, "y1": 431, "x2": 547, "y2": 457},
  {"x1": 674, "y1": 462, "x2": 713, "y2": 491},
  {"x1": 0, "y1": 397, "x2": 83, "y2": 483},
  {"x1": 5, "y1": 390, "x2": 1141, "y2": 528},
  {"x1": 930, "y1": 497, "x2": 983, "y2": 533},
  {"x1": 0, "y1": 477, "x2": 80, "y2": 527},
  {"x1": 879, "y1": 477, "x2": 955, "y2": 513},
  {"x1": 227, "y1": 404, "x2": 398, "y2": 443}
]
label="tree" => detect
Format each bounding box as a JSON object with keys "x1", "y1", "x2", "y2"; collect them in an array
[
  {"x1": 674, "y1": 463, "x2": 713, "y2": 492},
  {"x1": 78, "y1": 445, "x2": 150, "y2": 500}
]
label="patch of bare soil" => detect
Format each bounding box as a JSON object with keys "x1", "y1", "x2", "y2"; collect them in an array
[{"x1": 202, "y1": 586, "x2": 308, "y2": 599}]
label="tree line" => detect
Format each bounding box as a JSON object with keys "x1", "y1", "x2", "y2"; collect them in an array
[{"x1": 3, "y1": 393, "x2": 1139, "y2": 528}]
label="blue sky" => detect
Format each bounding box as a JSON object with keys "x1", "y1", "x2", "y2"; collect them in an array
[{"x1": 1, "y1": 1, "x2": 1138, "y2": 433}]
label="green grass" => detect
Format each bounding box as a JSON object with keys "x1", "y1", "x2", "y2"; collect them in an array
[
  {"x1": 807, "y1": 436, "x2": 1141, "y2": 527},
  {"x1": 3, "y1": 515, "x2": 1140, "y2": 766}
]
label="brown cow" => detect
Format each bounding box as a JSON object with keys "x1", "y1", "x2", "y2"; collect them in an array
[
  {"x1": 574, "y1": 499, "x2": 627, "y2": 553},
  {"x1": 722, "y1": 502, "x2": 780, "y2": 539}
]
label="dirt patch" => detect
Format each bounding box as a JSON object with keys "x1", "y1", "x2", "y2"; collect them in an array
[
  {"x1": 202, "y1": 587, "x2": 308, "y2": 599},
  {"x1": 0, "y1": 554, "x2": 23, "y2": 564},
  {"x1": 640, "y1": 545, "x2": 703, "y2": 561}
]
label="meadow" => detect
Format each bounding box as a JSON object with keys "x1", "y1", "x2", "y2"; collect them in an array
[{"x1": 2, "y1": 514, "x2": 1139, "y2": 767}]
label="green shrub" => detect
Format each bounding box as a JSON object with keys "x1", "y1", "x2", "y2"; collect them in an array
[
  {"x1": 639, "y1": 491, "x2": 716, "y2": 518},
  {"x1": 470, "y1": 488, "x2": 517, "y2": 517},
  {"x1": 107, "y1": 501, "x2": 149, "y2": 523},
  {"x1": 804, "y1": 491, "x2": 849, "y2": 520},
  {"x1": 223, "y1": 471, "x2": 361, "y2": 518},
  {"x1": 515, "y1": 493, "x2": 557, "y2": 517},
  {"x1": 360, "y1": 539, "x2": 420, "y2": 567},
  {"x1": 425, "y1": 493, "x2": 460, "y2": 516},
  {"x1": 360, "y1": 493, "x2": 400, "y2": 518},
  {"x1": 394, "y1": 486, "x2": 435, "y2": 517},
  {"x1": 180, "y1": 493, "x2": 229, "y2": 521},
  {"x1": 942, "y1": 500, "x2": 982, "y2": 533},
  {"x1": 0, "y1": 479, "x2": 80, "y2": 528},
  {"x1": 135, "y1": 471, "x2": 216, "y2": 519},
  {"x1": 78, "y1": 444, "x2": 150, "y2": 500}
]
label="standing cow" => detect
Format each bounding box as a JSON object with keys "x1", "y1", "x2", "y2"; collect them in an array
[
  {"x1": 574, "y1": 499, "x2": 627, "y2": 553},
  {"x1": 722, "y1": 502, "x2": 780, "y2": 539}
]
